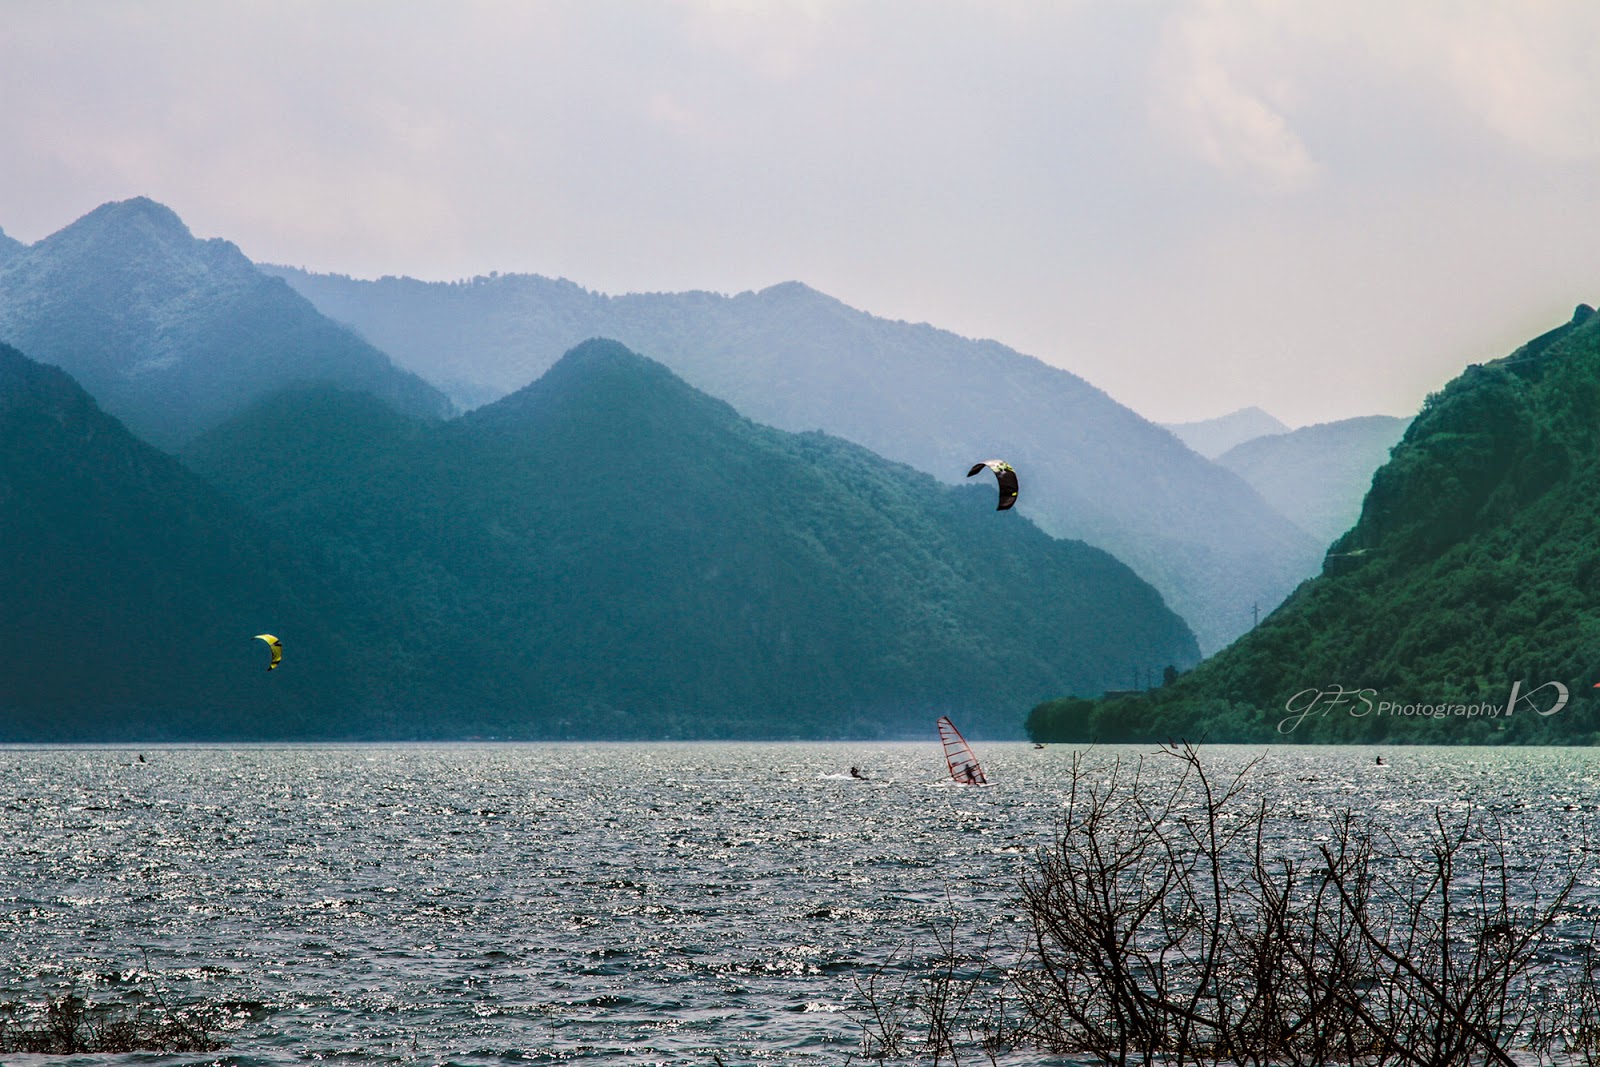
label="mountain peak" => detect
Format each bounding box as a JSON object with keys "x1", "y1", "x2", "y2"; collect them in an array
[
  {"x1": 23, "y1": 196, "x2": 253, "y2": 285},
  {"x1": 0, "y1": 199, "x2": 452, "y2": 447},
  {"x1": 466, "y1": 337, "x2": 733, "y2": 434},
  {"x1": 555, "y1": 336, "x2": 654, "y2": 369},
  {"x1": 1162, "y1": 406, "x2": 1291, "y2": 458},
  {"x1": 48, "y1": 197, "x2": 208, "y2": 260},
  {"x1": 523, "y1": 337, "x2": 682, "y2": 395},
  {"x1": 83, "y1": 196, "x2": 192, "y2": 236},
  {"x1": 759, "y1": 280, "x2": 819, "y2": 299},
  {"x1": 752, "y1": 280, "x2": 842, "y2": 309}
]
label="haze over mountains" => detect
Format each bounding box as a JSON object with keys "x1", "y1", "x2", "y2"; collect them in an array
[
  {"x1": 1216, "y1": 415, "x2": 1412, "y2": 546},
  {"x1": 1029, "y1": 306, "x2": 1600, "y2": 745},
  {"x1": 267, "y1": 265, "x2": 1323, "y2": 651},
  {"x1": 0, "y1": 199, "x2": 450, "y2": 449},
  {"x1": 1162, "y1": 407, "x2": 1291, "y2": 459}
]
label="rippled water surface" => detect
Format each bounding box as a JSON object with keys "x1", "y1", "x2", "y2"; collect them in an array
[{"x1": 5, "y1": 743, "x2": 1600, "y2": 1065}]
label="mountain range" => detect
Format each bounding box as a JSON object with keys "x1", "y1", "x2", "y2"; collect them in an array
[
  {"x1": 1, "y1": 196, "x2": 1448, "y2": 742},
  {"x1": 0, "y1": 198, "x2": 450, "y2": 450},
  {"x1": 1027, "y1": 305, "x2": 1600, "y2": 744},
  {"x1": 0, "y1": 328, "x2": 1198, "y2": 739},
  {"x1": 265, "y1": 265, "x2": 1323, "y2": 652}
]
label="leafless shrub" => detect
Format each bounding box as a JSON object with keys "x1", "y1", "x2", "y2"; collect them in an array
[
  {"x1": 0, "y1": 985, "x2": 224, "y2": 1054},
  {"x1": 1013, "y1": 743, "x2": 1584, "y2": 1067},
  {"x1": 858, "y1": 744, "x2": 1597, "y2": 1066},
  {"x1": 851, "y1": 910, "x2": 1025, "y2": 1065}
]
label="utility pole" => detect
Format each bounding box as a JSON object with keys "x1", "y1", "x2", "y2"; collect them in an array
[{"x1": 1252, "y1": 602, "x2": 1260, "y2": 629}]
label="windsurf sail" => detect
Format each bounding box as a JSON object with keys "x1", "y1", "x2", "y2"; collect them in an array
[{"x1": 937, "y1": 716, "x2": 988, "y2": 785}]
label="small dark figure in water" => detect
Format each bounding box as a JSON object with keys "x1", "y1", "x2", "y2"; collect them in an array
[
  {"x1": 850, "y1": 766, "x2": 867, "y2": 780},
  {"x1": 138, "y1": 754, "x2": 146, "y2": 763},
  {"x1": 1375, "y1": 756, "x2": 1386, "y2": 765}
]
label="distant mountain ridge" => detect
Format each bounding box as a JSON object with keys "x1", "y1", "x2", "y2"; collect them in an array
[
  {"x1": 265, "y1": 265, "x2": 1322, "y2": 652},
  {"x1": 184, "y1": 339, "x2": 1201, "y2": 739},
  {"x1": 1216, "y1": 415, "x2": 1413, "y2": 546},
  {"x1": 1027, "y1": 305, "x2": 1600, "y2": 745},
  {"x1": 1162, "y1": 406, "x2": 1290, "y2": 458},
  {"x1": 0, "y1": 199, "x2": 451, "y2": 449}
]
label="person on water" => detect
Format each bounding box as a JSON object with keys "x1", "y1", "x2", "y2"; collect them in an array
[{"x1": 850, "y1": 766, "x2": 866, "y2": 780}]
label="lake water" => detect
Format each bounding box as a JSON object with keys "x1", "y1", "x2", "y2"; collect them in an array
[{"x1": 4, "y1": 742, "x2": 1600, "y2": 1065}]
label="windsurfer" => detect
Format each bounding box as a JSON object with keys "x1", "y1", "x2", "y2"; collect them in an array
[{"x1": 937, "y1": 716, "x2": 988, "y2": 786}]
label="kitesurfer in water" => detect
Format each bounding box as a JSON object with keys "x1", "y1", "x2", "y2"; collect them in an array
[{"x1": 850, "y1": 766, "x2": 867, "y2": 780}]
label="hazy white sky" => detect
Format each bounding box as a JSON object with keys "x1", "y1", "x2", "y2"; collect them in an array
[{"x1": 4, "y1": 0, "x2": 1599, "y2": 426}]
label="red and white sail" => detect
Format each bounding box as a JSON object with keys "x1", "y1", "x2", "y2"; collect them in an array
[{"x1": 937, "y1": 716, "x2": 988, "y2": 785}]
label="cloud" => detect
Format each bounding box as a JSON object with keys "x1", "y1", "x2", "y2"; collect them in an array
[
  {"x1": 1150, "y1": 2, "x2": 1319, "y2": 191},
  {"x1": 672, "y1": 0, "x2": 844, "y2": 81},
  {"x1": 1373, "y1": 2, "x2": 1600, "y2": 159},
  {"x1": 646, "y1": 92, "x2": 700, "y2": 133},
  {"x1": 3, "y1": 1, "x2": 1599, "y2": 426},
  {"x1": 1149, "y1": 0, "x2": 1600, "y2": 190}
]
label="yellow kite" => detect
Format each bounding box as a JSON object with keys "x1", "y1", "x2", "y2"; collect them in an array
[{"x1": 254, "y1": 633, "x2": 282, "y2": 671}]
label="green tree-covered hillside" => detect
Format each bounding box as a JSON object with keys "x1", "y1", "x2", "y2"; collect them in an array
[
  {"x1": 0, "y1": 343, "x2": 400, "y2": 739},
  {"x1": 1029, "y1": 306, "x2": 1600, "y2": 745},
  {"x1": 187, "y1": 340, "x2": 1200, "y2": 739}
]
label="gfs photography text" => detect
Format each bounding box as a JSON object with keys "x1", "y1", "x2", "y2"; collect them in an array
[{"x1": 1279, "y1": 681, "x2": 1570, "y2": 735}]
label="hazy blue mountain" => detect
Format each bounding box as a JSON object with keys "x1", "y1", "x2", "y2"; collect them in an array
[
  {"x1": 264, "y1": 267, "x2": 1321, "y2": 652},
  {"x1": 0, "y1": 341, "x2": 403, "y2": 740},
  {"x1": 1161, "y1": 406, "x2": 1291, "y2": 458},
  {"x1": 0, "y1": 227, "x2": 22, "y2": 264},
  {"x1": 1216, "y1": 415, "x2": 1413, "y2": 546},
  {"x1": 0, "y1": 199, "x2": 451, "y2": 449},
  {"x1": 1027, "y1": 306, "x2": 1600, "y2": 745},
  {"x1": 187, "y1": 340, "x2": 1200, "y2": 739}
]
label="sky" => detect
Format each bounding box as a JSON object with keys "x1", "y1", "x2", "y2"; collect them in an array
[{"x1": 4, "y1": 1, "x2": 1600, "y2": 427}]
